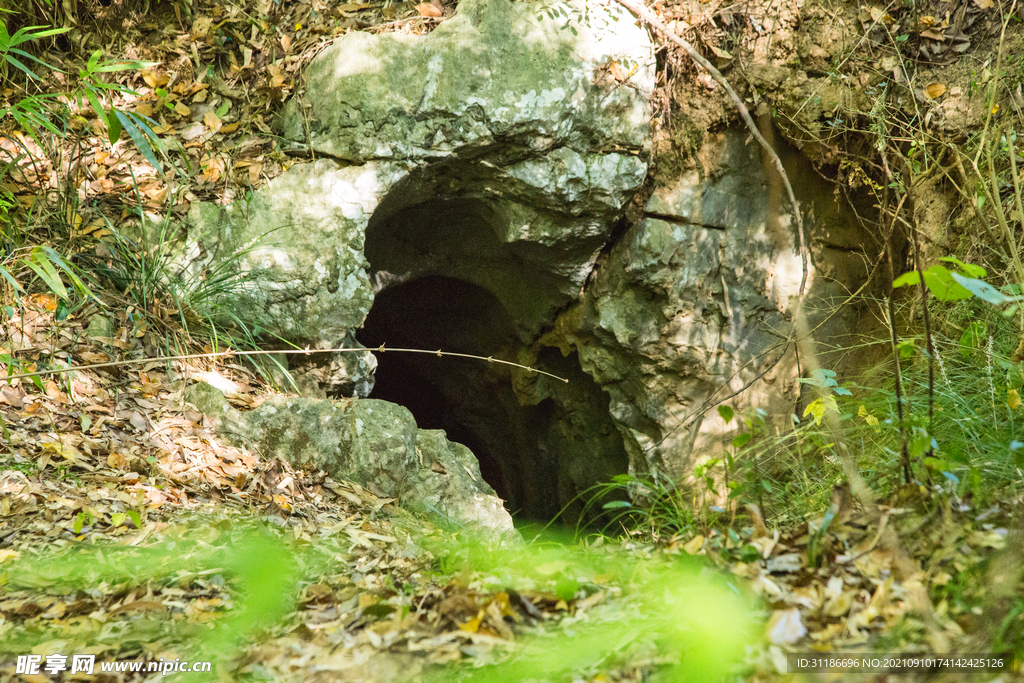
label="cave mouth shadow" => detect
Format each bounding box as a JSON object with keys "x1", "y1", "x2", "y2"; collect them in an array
[
  {"x1": 356, "y1": 274, "x2": 630, "y2": 524},
  {"x1": 356, "y1": 275, "x2": 523, "y2": 511}
]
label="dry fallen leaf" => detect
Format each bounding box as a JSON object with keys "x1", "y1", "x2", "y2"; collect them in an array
[
  {"x1": 608, "y1": 60, "x2": 628, "y2": 81},
  {"x1": 683, "y1": 534, "x2": 705, "y2": 554},
  {"x1": 923, "y1": 83, "x2": 946, "y2": 99},
  {"x1": 709, "y1": 45, "x2": 733, "y2": 60},
  {"x1": 416, "y1": 3, "x2": 442, "y2": 17},
  {"x1": 129, "y1": 411, "x2": 148, "y2": 432},
  {"x1": 203, "y1": 110, "x2": 223, "y2": 133},
  {"x1": 767, "y1": 608, "x2": 807, "y2": 645},
  {"x1": 141, "y1": 68, "x2": 169, "y2": 88}
]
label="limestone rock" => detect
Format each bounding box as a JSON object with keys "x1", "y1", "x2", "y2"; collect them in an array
[
  {"x1": 181, "y1": 0, "x2": 655, "y2": 393},
  {"x1": 182, "y1": 161, "x2": 405, "y2": 345},
  {"x1": 278, "y1": 0, "x2": 653, "y2": 163},
  {"x1": 185, "y1": 382, "x2": 515, "y2": 537},
  {"x1": 527, "y1": 131, "x2": 873, "y2": 479}
]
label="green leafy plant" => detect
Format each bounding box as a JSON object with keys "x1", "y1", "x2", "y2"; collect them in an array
[
  {"x1": 579, "y1": 470, "x2": 696, "y2": 540},
  {"x1": 0, "y1": 22, "x2": 68, "y2": 82},
  {"x1": 75, "y1": 49, "x2": 165, "y2": 170}
]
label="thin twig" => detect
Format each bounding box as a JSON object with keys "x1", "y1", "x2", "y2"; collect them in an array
[
  {"x1": 908, "y1": 208, "x2": 935, "y2": 459},
  {"x1": 0, "y1": 346, "x2": 569, "y2": 384},
  {"x1": 883, "y1": 181, "x2": 912, "y2": 484}
]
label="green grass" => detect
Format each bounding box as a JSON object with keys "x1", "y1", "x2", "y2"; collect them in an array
[{"x1": 579, "y1": 318, "x2": 1024, "y2": 543}]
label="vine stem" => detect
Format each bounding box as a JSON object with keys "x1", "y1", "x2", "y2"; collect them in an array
[
  {"x1": 0, "y1": 346, "x2": 569, "y2": 384},
  {"x1": 613, "y1": 0, "x2": 808, "y2": 299}
]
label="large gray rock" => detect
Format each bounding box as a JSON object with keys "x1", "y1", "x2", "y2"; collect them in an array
[
  {"x1": 172, "y1": 0, "x2": 873, "y2": 518},
  {"x1": 522, "y1": 131, "x2": 872, "y2": 479},
  {"x1": 182, "y1": 0, "x2": 654, "y2": 363},
  {"x1": 186, "y1": 382, "x2": 515, "y2": 536},
  {"x1": 277, "y1": 0, "x2": 653, "y2": 163},
  {"x1": 182, "y1": 160, "x2": 405, "y2": 345}
]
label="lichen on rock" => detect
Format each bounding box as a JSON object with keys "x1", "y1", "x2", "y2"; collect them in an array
[{"x1": 185, "y1": 382, "x2": 516, "y2": 537}]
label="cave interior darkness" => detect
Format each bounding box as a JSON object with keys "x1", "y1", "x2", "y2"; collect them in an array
[{"x1": 356, "y1": 189, "x2": 629, "y2": 523}]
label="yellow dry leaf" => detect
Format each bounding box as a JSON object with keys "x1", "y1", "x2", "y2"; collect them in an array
[
  {"x1": 608, "y1": 60, "x2": 628, "y2": 81},
  {"x1": 803, "y1": 396, "x2": 837, "y2": 426},
  {"x1": 44, "y1": 380, "x2": 63, "y2": 403},
  {"x1": 1008, "y1": 388, "x2": 1021, "y2": 410},
  {"x1": 459, "y1": 613, "x2": 483, "y2": 633},
  {"x1": 973, "y1": 0, "x2": 994, "y2": 8},
  {"x1": 823, "y1": 590, "x2": 854, "y2": 617},
  {"x1": 858, "y1": 404, "x2": 879, "y2": 426},
  {"x1": 267, "y1": 64, "x2": 286, "y2": 88},
  {"x1": 867, "y1": 5, "x2": 892, "y2": 22},
  {"x1": 30, "y1": 293, "x2": 56, "y2": 311},
  {"x1": 923, "y1": 83, "x2": 946, "y2": 99},
  {"x1": 141, "y1": 68, "x2": 168, "y2": 88},
  {"x1": 191, "y1": 17, "x2": 212, "y2": 39},
  {"x1": 415, "y1": 2, "x2": 442, "y2": 16},
  {"x1": 709, "y1": 45, "x2": 733, "y2": 60},
  {"x1": 203, "y1": 110, "x2": 223, "y2": 133},
  {"x1": 683, "y1": 534, "x2": 705, "y2": 554}
]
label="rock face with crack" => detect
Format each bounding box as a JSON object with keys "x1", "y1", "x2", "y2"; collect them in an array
[
  {"x1": 521, "y1": 131, "x2": 873, "y2": 480},
  {"x1": 185, "y1": 0, "x2": 654, "y2": 355}
]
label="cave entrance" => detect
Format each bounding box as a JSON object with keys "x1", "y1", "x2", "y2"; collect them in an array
[
  {"x1": 357, "y1": 172, "x2": 630, "y2": 523},
  {"x1": 356, "y1": 275, "x2": 629, "y2": 523},
  {"x1": 357, "y1": 276, "x2": 525, "y2": 509}
]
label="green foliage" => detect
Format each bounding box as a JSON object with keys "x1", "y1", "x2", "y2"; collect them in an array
[
  {"x1": 424, "y1": 533, "x2": 756, "y2": 683},
  {"x1": 1, "y1": 522, "x2": 753, "y2": 682},
  {"x1": 0, "y1": 21, "x2": 66, "y2": 147},
  {"x1": 1, "y1": 525, "x2": 297, "y2": 666},
  {"x1": 960, "y1": 321, "x2": 987, "y2": 357},
  {"x1": 75, "y1": 49, "x2": 165, "y2": 170},
  {"x1": 582, "y1": 472, "x2": 696, "y2": 539},
  {"x1": 73, "y1": 196, "x2": 291, "y2": 382},
  {"x1": 798, "y1": 368, "x2": 853, "y2": 396},
  {"x1": 0, "y1": 21, "x2": 68, "y2": 82}
]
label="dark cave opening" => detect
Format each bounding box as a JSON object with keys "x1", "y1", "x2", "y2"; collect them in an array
[
  {"x1": 356, "y1": 174, "x2": 631, "y2": 523},
  {"x1": 356, "y1": 276, "x2": 525, "y2": 512},
  {"x1": 356, "y1": 274, "x2": 630, "y2": 523}
]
